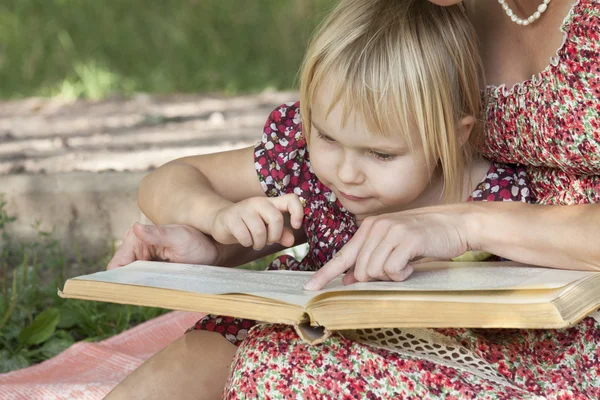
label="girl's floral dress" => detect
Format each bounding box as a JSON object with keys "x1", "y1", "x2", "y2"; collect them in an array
[{"x1": 191, "y1": 1, "x2": 600, "y2": 398}]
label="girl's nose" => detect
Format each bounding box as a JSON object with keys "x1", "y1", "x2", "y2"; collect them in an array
[{"x1": 337, "y1": 153, "x2": 364, "y2": 184}]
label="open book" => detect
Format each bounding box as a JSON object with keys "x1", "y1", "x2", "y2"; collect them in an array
[{"x1": 59, "y1": 260, "x2": 600, "y2": 343}]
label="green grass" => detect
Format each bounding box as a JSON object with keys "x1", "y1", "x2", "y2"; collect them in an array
[
  {"x1": 0, "y1": 0, "x2": 325, "y2": 372},
  {"x1": 0, "y1": 0, "x2": 333, "y2": 100},
  {"x1": 0, "y1": 196, "x2": 172, "y2": 373},
  {"x1": 0, "y1": 195, "x2": 306, "y2": 373}
]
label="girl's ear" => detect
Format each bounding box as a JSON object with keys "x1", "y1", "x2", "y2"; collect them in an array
[{"x1": 458, "y1": 115, "x2": 476, "y2": 146}]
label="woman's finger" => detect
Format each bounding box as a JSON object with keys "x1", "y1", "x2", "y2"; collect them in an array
[
  {"x1": 132, "y1": 223, "x2": 185, "y2": 247},
  {"x1": 353, "y1": 227, "x2": 387, "y2": 282},
  {"x1": 363, "y1": 240, "x2": 395, "y2": 281},
  {"x1": 342, "y1": 266, "x2": 357, "y2": 285},
  {"x1": 304, "y1": 228, "x2": 366, "y2": 290},
  {"x1": 383, "y1": 246, "x2": 415, "y2": 282},
  {"x1": 107, "y1": 224, "x2": 150, "y2": 269}
]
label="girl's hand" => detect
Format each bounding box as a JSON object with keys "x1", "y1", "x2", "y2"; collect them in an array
[
  {"x1": 107, "y1": 223, "x2": 220, "y2": 270},
  {"x1": 303, "y1": 207, "x2": 471, "y2": 290},
  {"x1": 210, "y1": 193, "x2": 304, "y2": 250}
]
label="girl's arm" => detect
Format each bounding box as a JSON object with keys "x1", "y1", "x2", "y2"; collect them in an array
[
  {"x1": 138, "y1": 146, "x2": 264, "y2": 232},
  {"x1": 136, "y1": 145, "x2": 307, "y2": 267}
]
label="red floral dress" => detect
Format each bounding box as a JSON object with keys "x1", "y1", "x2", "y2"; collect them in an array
[
  {"x1": 197, "y1": 1, "x2": 600, "y2": 397},
  {"x1": 190, "y1": 101, "x2": 530, "y2": 345}
]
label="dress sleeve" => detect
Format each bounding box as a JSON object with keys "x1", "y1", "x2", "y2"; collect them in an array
[
  {"x1": 254, "y1": 101, "x2": 313, "y2": 198},
  {"x1": 469, "y1": 162, "x2": 532, "y2": 203}
]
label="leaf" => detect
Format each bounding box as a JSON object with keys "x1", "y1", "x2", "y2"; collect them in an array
[
  {"x1": 39, "y1": 336, "x2": 74, "y2": 358},
  {"x1": 54, "y1": 329, "x2": 75, "y2": 341},
  {"x1": 1, "y1": 324, "x2": 22, "y2": 342},
  {"x1": 57, "y1": 306, "x2": 79, "y2": 329},
  {"x1": 0, "y1": 350, "x2": 30, "y2": 373},
  {"x1": 451, "y1": 251, "x2": 493, "y2": 262},
  {"x1": 18, "y1": 308, "x2": 60, "y2": 345}
]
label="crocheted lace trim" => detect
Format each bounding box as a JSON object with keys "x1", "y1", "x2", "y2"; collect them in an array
[{"x1": 340, "y1": 327, "x2": 543, "y2": 396}]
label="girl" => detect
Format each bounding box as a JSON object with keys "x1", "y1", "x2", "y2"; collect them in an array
[{"x1": 106, "y1": 0, "x2": 531, "y2": 398}]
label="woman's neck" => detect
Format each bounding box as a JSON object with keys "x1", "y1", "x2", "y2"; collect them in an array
[{"x1": 464, "y1": 0, "x2": 575, "y2": 88}]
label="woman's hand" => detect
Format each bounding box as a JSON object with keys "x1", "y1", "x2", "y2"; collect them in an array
[
  {"x1": 303, "y1": 206, "x2": 471, "y2": 290},
  {"x1": 107, "y1": 223, "x2": 220, "y2": 270},
  {"x1": 210, "y1": 194, "x2": 304, "y2": 250}
]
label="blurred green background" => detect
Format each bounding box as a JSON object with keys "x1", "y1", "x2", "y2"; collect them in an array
[
  {"x1": 0, "y1": 0, "x2": 333, "y2": 100},
  {"x1": 0, "y1": 0, "x2": 333, "y2": 373}
]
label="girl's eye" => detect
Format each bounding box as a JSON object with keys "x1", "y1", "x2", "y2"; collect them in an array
[
  {"x1": 316, "y1": 130, "x2": 335, "y2": 143},
  {"x1": 369, "y1": 150, "x2": 397, "y2": 161}
]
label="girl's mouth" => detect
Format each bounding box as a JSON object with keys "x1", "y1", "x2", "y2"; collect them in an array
[{"x1": 339, "y1": 191, "x2": 368, "y2": 201}]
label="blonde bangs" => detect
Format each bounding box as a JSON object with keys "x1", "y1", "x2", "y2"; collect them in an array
[{"x1": 300, "y1": 0, "x2": 483, "y2": 203}]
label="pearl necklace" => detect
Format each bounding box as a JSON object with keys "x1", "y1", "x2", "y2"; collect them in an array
[{"x1": 498, "y1": 0, "x2": 552, "y2": 26}]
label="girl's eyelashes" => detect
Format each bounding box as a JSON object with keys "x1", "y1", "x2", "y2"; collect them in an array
[
  {"x1": 316, "y1": 130, "x2": 335, "y2": 143},
  {"x1": 369, "y1": 150, "x2": 397, "y2": 161},
  {"x1": 316, "y1": 129, "x2": 398, "y2": 161}
]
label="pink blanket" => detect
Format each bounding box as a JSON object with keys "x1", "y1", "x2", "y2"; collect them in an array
[{"x1": 0, "y1": 312, "x2": 205, "y2": 400}]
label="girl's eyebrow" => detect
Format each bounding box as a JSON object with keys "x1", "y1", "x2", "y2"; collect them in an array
[{"x1": 312, "y1": 121, "x2": 407, "y2": 153}]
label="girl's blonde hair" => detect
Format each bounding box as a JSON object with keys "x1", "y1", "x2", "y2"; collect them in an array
[{"x1": 300, "y1": 0, "x2": 483, "y2": 202}]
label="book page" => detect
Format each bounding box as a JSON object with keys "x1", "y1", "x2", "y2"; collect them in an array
[
  {"x1": 329, "y1": 261, "x2": 596, "y2": 292},
  {"x1": 74, "y1": 262, "x2": 323, "y2": 306},
  {"x1": 71, "y1": 260, "x2": 596, "y2": 307}
]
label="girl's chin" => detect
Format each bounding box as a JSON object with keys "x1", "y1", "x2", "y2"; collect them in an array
[
  {"x1": 338, "y1": 200, "x2": 380, "y2": 216},
  {"x1": 341, "y1": 201, "x2": 406, "y2": 219}
]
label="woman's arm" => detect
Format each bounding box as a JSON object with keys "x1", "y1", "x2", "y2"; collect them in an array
[
  {"x1": 468, "y1": 201, "x2": 600, "y2": 271},
  {"x1": 138, "y1": 146, "x2": 264, "y2": 232},
  {"x1": 304, "y1": 201, "x2": 600, "y2": 290}
]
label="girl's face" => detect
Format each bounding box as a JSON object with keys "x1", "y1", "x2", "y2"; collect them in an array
[{"x1": 308, "y1": 85, "x2": 438, "y2": 220}]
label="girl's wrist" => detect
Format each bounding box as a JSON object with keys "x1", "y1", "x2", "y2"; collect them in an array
[{"x1": 187, "y1": 195, "x2": 233, "y2": 235}]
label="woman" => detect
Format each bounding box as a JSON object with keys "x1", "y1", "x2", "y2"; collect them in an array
[{"x1": 106, "y1": 0, "x2": 600, "y2": 398}]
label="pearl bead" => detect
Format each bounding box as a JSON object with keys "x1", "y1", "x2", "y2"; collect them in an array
[{"x1": 498, "y1": 0, "x2": 550, "y2": 27}]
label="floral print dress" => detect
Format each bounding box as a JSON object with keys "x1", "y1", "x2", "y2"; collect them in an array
[{"x1": 194, "y1": 1, "x2": 600, "y2": 398}]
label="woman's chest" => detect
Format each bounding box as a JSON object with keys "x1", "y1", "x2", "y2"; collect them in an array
[
  {"x1": 471, "y1": 0, "x2": 600, "y2": 173},
  {"x1": 467, "y1": 0, "x2": 576, "y2": 88}
]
